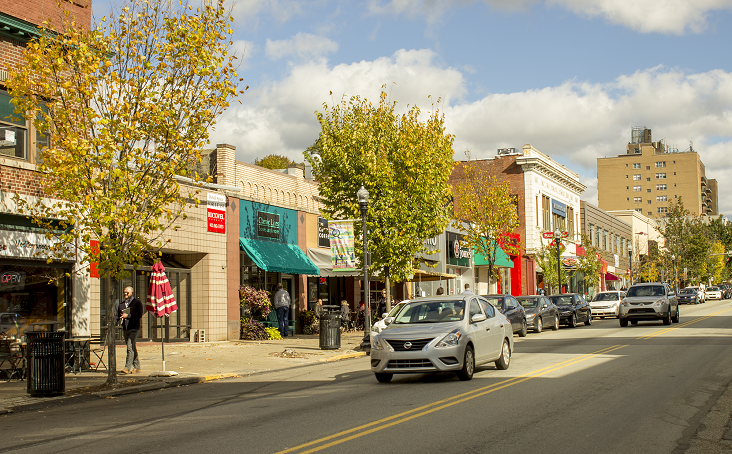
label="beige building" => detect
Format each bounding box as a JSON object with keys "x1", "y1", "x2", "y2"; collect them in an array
[{"x1": 597, "y1": 127, "x2": 718, "y2": 218}]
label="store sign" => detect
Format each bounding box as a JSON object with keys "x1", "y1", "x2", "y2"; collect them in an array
[
  {"x1": 318, "y1": 217, "x2": 330, "y2": 248},
  {"x1": 551, "y1": 199, "x2": 567, "y2": 217},
  {"x1": 206, "y1": 193, "x2": 226, "y2": 233},
  {"x1": 450, "y1": 239, "x2": 473, "y2": 259},
  {"x1": 0, "y1": 229, "x2": 74, "y2": 260},
  {"x1": 257, "y1": 211, "x2": 281, "y2": 239},
  {"x1": 0, "y1": 271, "x2": 25, "y2": 291}
]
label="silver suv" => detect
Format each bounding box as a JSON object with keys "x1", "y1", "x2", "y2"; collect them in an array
[{"x1": 619, "y1": 283, "x2": 679, "y2": 326}]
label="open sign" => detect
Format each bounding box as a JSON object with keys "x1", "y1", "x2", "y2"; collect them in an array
[{"x1": 0, "y1": 271, "x2": 25, "y2": 290}]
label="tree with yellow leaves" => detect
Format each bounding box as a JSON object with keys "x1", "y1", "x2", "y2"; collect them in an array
[{"x1": 7, "y1": 0, "x2": 242, "y2": 384}]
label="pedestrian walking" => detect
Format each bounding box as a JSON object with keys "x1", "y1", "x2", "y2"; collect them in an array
[
  {"x1": 340, "y1": 300, "x2": 351, "y2": 331},
  {"x1": 115, "y1": 286, "x2": 143, "y2": 374},
  {"x1": 461, "y1": 283, "x2": 474, "y2": 294},
  {"x1": 377, "y1": 290, "x2": 387, "y2": 318},
  {"x1": 274, "y1": 283, "x2": 291, "y2": 337},
  {"x1": 436, "y1": 287, "x2": 445, "y2": 295}
]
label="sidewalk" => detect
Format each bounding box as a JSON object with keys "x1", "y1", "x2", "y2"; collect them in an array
[{"x1": 0, "y1": 331, "x2": 367, "y2": 414}]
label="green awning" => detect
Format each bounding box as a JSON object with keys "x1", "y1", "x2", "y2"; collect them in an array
[
  {"x1": 473, "y1": 241, "x2": 514, "y2": 268},
  {"x1": 239, "y1": 238, "x2": 320, "y2": 275}
]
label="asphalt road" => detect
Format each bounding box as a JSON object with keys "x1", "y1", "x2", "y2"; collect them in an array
[{"x1": 2, "y1": 299, "x2": 732, "y2": 454}]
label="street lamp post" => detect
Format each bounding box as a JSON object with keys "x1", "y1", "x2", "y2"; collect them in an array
[
  {"x1": 671, "y1": 254, "x2": 677, "y2": 294},
  {"x1": 357, "y1": 186, "x2": 371, "y2": 334},
  {"x1": 628, "y1": 245, "x2": 633, "y2": 286},
  {"x1": 554, "y1": 229, "x2": 562, "y2": 294}
]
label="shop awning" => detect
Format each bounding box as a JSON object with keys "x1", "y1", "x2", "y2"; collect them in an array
[
  {"x1": 473, "y1": 241, "x2": 514, "y2": 268},
  {"x1": 239, "y1": 238, "x2": 320, "y2": 276},
  {"x1": 604, "y1": 272, "x2": 619, "y2": 281},
  {"x1": 306, "y1": 248, "x2": 363, "y2": 277},
  {"x1": 408, "y1": 269, "x2": 458, "y2": 282}
]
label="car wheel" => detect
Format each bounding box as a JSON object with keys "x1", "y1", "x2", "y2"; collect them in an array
[
  {"x1": 516, "y1": 319, "x2": 527, "y2": 337},
  {"x1": 535, "y1": 317, "x2": 543, "y2": 333},
  {"x1": 495, "y1": 339, "x2": 511, "y2": 370},
  {"x1": 672, "y1": 306, "x2": 680, "y2": 323},
  {"x1": 663, "y1": 309, "x2": 671, "y2": 325},
  {"x1": 619, "y1": 318, "x2": 628, "y2": 327},
  {"x1": 568, "y1": 313, "x2": 576, "y2": 328},
  {"x1": 457, "y1": 346, "x2": 475, "y2": 380},
  {"x1": 585, "y1": 312, "x2": 592, "y2": 326},
  {"x1": 375, "y1": 373, "x2": 392, "y2": 383},
  {"x1": 552, "y1": 315, "x2": 559, "y2": 331}
]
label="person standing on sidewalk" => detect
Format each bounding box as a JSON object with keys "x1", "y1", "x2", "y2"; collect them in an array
[
  {"x1": 274, "y1": 283, "x2": 291, "y2": 337},
  {"x1": 116, "y1": 286, "x2": 143, "y2": 374}
]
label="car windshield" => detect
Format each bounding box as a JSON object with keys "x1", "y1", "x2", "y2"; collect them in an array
[
  {"x1": 387, "y1": 303, "x2": 406, "y2": 317},
  {"x1": 393, "y1": 300, "x2": 465, "y2": 324},
  {"x1": 627, "y1": 285, "x2": 665, "y2": 297},
  {"x1": 548, "y1": 295, "x2": 574, "y2": 306},
  {"x1": 516, "y1": 297, "x2": 539, "y2": 308},
  {"x1": 593, "y1": 293, "x2": 619, "y2": 301},
  {"x1": 680, "y1": 289, "x2": 696, "y2": 294}
]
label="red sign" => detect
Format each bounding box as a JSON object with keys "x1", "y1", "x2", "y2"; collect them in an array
[
  {"x1": 542, "y1": 232, "x2": 555, "y2": 239},
  {"x1": 207, "y1": 193, "x2": 226, "y2": 233},
  {"x1": 90, "y1": 240, "x2": 100, "y2": 278}
]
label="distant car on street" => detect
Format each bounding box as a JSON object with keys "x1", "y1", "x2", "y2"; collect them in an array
[
  {"x1": 515, "y1": 295, "x2": 558, "y2": 332},
  {"x1": 706, "y1": 286, "x2": 723, "y2": 300},
  {"x1": 619, "y1": 282, "x2": 679, "y2": 326},
  {"x1": 681, "y1": 286, "x2": 705, "y2": 304},
  {"x1": 678, "y1": 287, "x2": 701, "y2": 305},
  {"x1": 546, "y1": 294, "x2": 592, "y2": 328},
  {"x1": 481, "y1": 294, "x2": 528, "y2": 337},
  {"x1": 589, "y1": 291, "x2": 625, "y2": 318}
]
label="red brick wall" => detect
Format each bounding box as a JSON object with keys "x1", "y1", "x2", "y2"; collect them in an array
[
  {"x1": 0, "y1": 163, "x2": 45, "y2": 198},
  {"x1": 0, "y1": 36, "x2": 25, "y2": 82},
  {"x1": 0, "y1": 0, "x2": 91, "y2": 30}
]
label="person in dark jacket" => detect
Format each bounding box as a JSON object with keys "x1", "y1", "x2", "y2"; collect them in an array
[
  {"x1": 115, "y1": 286, "x2": 143, "y2": 374},
  {"x1": 377, "y1": 290, "x2": 387, "y2": 318}
]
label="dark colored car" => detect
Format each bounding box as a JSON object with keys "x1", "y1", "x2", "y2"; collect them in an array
[
  {"x1": 677, "y1": 287, "x2": 700, "y2": 305},
  {"x1": 719, "y1": 284, "x2": 731, "y2": 299},
  {"x1": 546, "y1": 294, "x2": 592, "y2": 328},
  {"x1": 515, "y1": 295, "x2": 559, "y2": 333},
  {"x1": 481, "y1": 294, "x2": 527, "y2": 337}
]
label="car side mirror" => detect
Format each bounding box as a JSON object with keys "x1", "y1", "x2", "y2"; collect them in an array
[
  {"x1": 471, "y1": 313, "x2": 487, "y2": 323},
  {"x1": 384, "y1": 317, "x2": 394, "y2": 326},
  {"x1": 542, "y1": 304, "x2": 548, "y2": 308},
  {"x1": 382, "y1": 312, "x2": 389, "y2": 318}
]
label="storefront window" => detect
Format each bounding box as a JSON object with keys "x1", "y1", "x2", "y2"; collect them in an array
[{"x1": 0, "y1": 264, "x2": 69, "y2": 337}]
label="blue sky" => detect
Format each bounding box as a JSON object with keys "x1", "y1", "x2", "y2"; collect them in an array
[{"x1": 95, "y1": 0, "x2": 732, "y2": 216}]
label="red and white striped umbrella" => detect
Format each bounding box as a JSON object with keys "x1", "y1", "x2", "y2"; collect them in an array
[{"x1": 146, "y1": 261, "x2": 178, "y2": 317}]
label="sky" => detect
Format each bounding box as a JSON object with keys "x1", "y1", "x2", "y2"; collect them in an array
[{"x1": 95, "y1": 0, "x2": 732, "y2": 216}]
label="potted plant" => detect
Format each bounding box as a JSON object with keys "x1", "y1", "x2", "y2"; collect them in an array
[{"x1": 239, "y1": 285, "x2": 271, "y2": 321}]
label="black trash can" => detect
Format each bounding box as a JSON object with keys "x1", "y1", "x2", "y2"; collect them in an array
[
  {"x1": 319, "y1": 305, "x2": 342, "y2": 350},
  {"x1": 26, "y1": 331, "x2": 66, "y2": 397}
]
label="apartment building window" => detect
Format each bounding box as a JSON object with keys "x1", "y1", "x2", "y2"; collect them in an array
[
  {"x1": 542, "y1": 195, "x2": 551, "y2": 231},
  {"x1": 634, "y1": 197, "x2": 642, "y2": 203},
  {"x1": 633, "y1": 163, "x2": 641, "y2": 169},
  {"x1": 633, "y1": 174, "x2": 641, "y2": 181},
  {"x1": 621, "y1": 238, "x2": 626, "y2": 257},
  {"x1": 648, "y1": 211, "x2": 652, "y2": 216},
  {"x1": 646, "y1": 189, "x2": 651, "y2": 193},
  {"x1": 647, "y1": 200, "x2": 651, "y2": 204},
  {"x1": 655, "y1": 173, "x2": 666, "y2": 179},
  {"x1": 646, "y1": 166, "x2": 650, "y2": 170},
  {"x1": 0, "y1": 89, "x2": 27, "y2": 160},
  {"x1": 635, "y1": 208, "x2": 643, "y2": 214},
  {"x1": 657, "y1": 207, "x2": 668, "y2": 214},
  {"x1": 633, "y1": 186, "x2": 641, "y2": 192},
  {"x1": 603, "y1": 230, "x2": 608, "y2": 251},
  {"x1": 655, "y1": 161, "x2": 666, "y2": 167},
  {"x1": 657, "y1": 195, "x2": 667, "y2": 202},
  {"x1": 568, "y1": 207, "x2": 574, "y2": 237},
  {"x1": 646, "y1": 178, "x2": 651, "y2": 182},
  {"x1": 656, "y1": 184, "x2": 667, "y2": 191}
]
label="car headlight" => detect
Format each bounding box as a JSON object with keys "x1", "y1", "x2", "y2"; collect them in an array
[
  {"x1": 372, "y1": 325, "x2": 381, "y2": 334},
  {"x1": 436, "y1": 329, "x2": 462, "y2": 348},
  {"x1": 621, "y1": 300, "x2": 629, "y2": 307},
  {"x1": 371, "y1": 335, "x2": 385, "y2": 350},
  {"x1": 653, "y1": 299, "x2": 665, "y2": 307},
  {"x1": 526, "y1": 313, "x2": 536, "y2": 319}
]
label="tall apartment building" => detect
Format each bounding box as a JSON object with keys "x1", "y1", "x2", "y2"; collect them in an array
[{"x1": 597, "y1": 127, "x2": 718, "y2": 218}]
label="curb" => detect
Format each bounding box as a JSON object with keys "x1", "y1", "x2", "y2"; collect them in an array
[{"x1": 320, "y1": 351, "x2": 366, "y2": 362}]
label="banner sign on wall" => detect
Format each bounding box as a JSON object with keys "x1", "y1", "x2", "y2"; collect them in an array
[
  {"x1": 329, "y1": 221, "x2": 356, "y2": 271},
  {"x1": 206, "y1": 193, "x2": 226, "y2": 233},
  {"x1": 318, "y1": 217, "x2": 330, "y2": 248},
  {"x1": 257, "y1": 211, "x2": 281, "y2": 239},
  {"x1": 0, "y1": 229, "x2": 74, "y2": 260}
]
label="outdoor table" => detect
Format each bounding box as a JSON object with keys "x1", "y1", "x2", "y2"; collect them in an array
[{"x1": 64, "y1": 337, "x2": 93, "y2": 374}]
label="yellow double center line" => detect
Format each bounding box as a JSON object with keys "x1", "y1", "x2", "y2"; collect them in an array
[
  {"x1": 274, "y1": 344, "x2": 627, "y2": 454},
  {"x1": 636, "y1": 306, "x2": 732, "y2": 340}
]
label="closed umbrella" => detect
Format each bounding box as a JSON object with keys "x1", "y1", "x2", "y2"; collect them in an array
[{"x1": 146, "y1": 261, "x2": 178, "y2": 375}]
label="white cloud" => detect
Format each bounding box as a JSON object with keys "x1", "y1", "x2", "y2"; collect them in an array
[
  {"x1": 227, "y1": 0, "x2": 307, "y2": 29},
  {"x1": 265, "y1": 33, "x2": 338, "y2": 60},
  {"x1": 212, "y1": 54, "x2": 732, "y2": 215},
  {"x1": 367, "y1": 0, "x2": 732, "y2": 34}
]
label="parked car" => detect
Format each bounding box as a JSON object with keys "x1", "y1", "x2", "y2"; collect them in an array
[
  {"x1": 546, "y1": 294, "x2": 592, "y2": 328},
  {"x1": 371, "y1": 301, "x2": 408, "y2": 338},
  {"x1": 619, "y1": 282, "x2": 679, "y2": 326},
  {"x1": 681, "y1": 286, "x2": 705, "y2": 304},
  {"x1": 589, "y1": 291, "x2": 625, "y2": 318},
  {"x1": 706, "y1": 286, "x2": 723, "y2": 300},
  {"x1": 721, "y1": 284, "x2": 732, "y2": 299},
  {"x1": 481, "y1": 294, "x2": 527, "y2": 337},
  {"x1": 678, "y1": 287, "x2": 701, "y2": 305},
  {"x1": 370, "y1": 295, "x2": 514, "y2": 382},
  {"x1": 515, "y1": 295, "x2": 559, "y2": 332}
]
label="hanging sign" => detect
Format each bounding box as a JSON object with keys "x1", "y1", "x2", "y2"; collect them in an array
[
  {"x1": 318, "y1": 217, "x2": 330, "y2": 248},
  {"x1": 206, "y1": 193, "x2": 226, "y2": 233},
  {"x1": 329, "y1": 221, "x2": 356, "y2": 271}
]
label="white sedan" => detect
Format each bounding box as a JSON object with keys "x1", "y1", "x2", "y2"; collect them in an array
[
  {"x1": 706, "y1": 287, "x2": 723, "y2": 300},
  {"x1": 589, "y1": 291, "x2": 625, "y2": 318}
]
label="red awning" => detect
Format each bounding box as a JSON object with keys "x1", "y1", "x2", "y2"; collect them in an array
[{"x1": 604, "y1": 272, "x2": 619, "y2": 281}]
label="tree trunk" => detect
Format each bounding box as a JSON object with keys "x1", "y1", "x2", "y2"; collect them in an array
[
  {"x1": 105, "y1": 276, "x2": 118, "y2": 386},
  {"x1": 385, "y1": 272, "x2": 392, "y2": 312}
]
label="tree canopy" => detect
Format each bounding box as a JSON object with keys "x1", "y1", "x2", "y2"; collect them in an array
[
  {"x1": 254, "y1": 154, "x2": 299, "y2": 170},
  {"x1": 7, "y1": 0, "x2": 241, "y2": 383},
  {"x1": 308, "y1": 87, "x2": 454, "y2": 310}
]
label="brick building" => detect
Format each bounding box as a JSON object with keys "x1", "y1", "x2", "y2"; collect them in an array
[
  {"x1": 579, "y1": 201, "x2": 632, "y2": 294},
  {"x1": 597, "y1": 127, "x2": 718, "y2": 218},
  {"x1": 450, "y1": 145, "x2": 586, "y2": 296}
]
